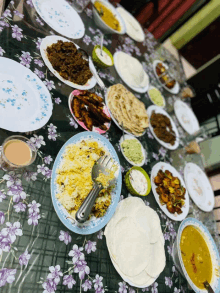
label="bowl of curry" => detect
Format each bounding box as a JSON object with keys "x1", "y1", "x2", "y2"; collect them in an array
[
  {"x1": 91, "y1": 0, "x2": 126, "y2": 34},
  {"x1": 172, "y1": 218, "x2": 220, "y2": 293}
]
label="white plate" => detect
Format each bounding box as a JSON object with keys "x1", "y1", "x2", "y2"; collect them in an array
[
  {"x1": 116, "y1": 7, "x2": 145, "y2": 42},
  {"x1": 32, "y1": 0, "x2": 85, "y2": 39},
  {"x1": 184, "y1": 163, "x2": 214, "y2": 212},
  {"x1": 113, "y1": 51, "x2": 149, "y2": 93},
  {"x1": 153, "y1": 60, "x2": 180, "y2": 94},
  {"x1": 148, "y1": 85, "x2": 166, "y2": 108},
  {"x1": 0, "y1": 57, "x2": 52, "y2": 132},
  {"x1": 40, "y1": 35, "x2": 97, "y2": 90},
  {"x1": 174, "y1": 100, "x2": 200, "y2": 135},
  {"x1": 151, "y1": 162, "x2": 189, "y2": 221},
  {"x1": 105, "y1": 87, "x2": 147, "y2": 137},
  {"x1": 119, "y1": 134, "x2": 146, "y2": 166},
  {"x1": 147, "y1": 105, "x2": 179, "y2": 150}
]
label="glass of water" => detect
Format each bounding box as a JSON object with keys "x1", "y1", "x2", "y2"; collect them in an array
[{"x1": 70, "y1": 0, "x2": 91, "y2": 13}]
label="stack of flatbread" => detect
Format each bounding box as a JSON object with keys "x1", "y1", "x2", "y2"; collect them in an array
[
  {"x1": 105, "y1": 197, "x2": 166, "y2": 288},
  {"x1": 116, "y1": 51, "x2": 148, "y2": 87},
  {"x1": 107, "y1": 84, "x2": 149, "y2": 136}
]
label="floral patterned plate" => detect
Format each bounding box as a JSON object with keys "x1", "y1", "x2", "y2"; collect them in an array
[
  {"x1": 40, "y1": 35, "x2": 97, "y2": 90},
  {"x1": 0, "y1": 57, "x2": 52, "y2": 132},
  {"x1": 151, "y1": 162, "x2": 189, "y2": 221},
  {"x1": 68, "y1": 90, "x2": 111, "y2": 134},
  {"x1": 184, "y1": 162, "x2": 214, "y2": 212},
  {"x1": 32, "y1": 0, "x2": 85, "y2": 39},
  {"x1": 147, "y1": 105, "x2": 179, "y2": 150},
  {"x1": 51, "y1": 131, "x2": 122, "y2": 235},
  {"x1": 153, "y1": 60, "x2": 180, "y2": 94}
]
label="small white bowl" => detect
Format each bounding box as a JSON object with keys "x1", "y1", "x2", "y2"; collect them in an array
[{"x1": 91, "y1": 0, "x2": 126, "y2": 35}]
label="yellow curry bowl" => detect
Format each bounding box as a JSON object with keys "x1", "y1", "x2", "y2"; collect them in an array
[
  {"x1": 172, "y1": 218, "x2": 220, "y2": 293},
  {"x1": 124, "y1": 166, "x2": 151, "y2": 196},
  {"x1": 91, "y1": 0, "x2": 126, "y2": 35}
]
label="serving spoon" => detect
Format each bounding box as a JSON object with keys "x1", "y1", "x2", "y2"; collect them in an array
[
  {"x1": 78, "y1": 48, "x2": 105, "y2": 90},
  {"x1": 75, "y1": 155, "x2": 117, "y2": 223},
  {"x1": 203, "y1": 281, "x2": 214, "y2": 293}
]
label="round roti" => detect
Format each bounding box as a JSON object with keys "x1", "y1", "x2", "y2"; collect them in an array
[
  {"x1": 113, "y1": 216, "x2": 150, "y2": 277},
  {"x1": 145, "y1": 240, "x2": 166, "y2": 278}
]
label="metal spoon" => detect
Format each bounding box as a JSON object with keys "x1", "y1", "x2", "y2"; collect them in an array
[
  {"x1": 100, "y1": 33, "x2": 104, "y2": 56},
  {"x1": 75, "y1": 155, "x2": 117, "y2": 223},
  {"x1": 78, "y1": 48, "x2": 105, "y2": 90},
  {"x1": 203, "y1": 281, "x2": 214, "y2": 293}
]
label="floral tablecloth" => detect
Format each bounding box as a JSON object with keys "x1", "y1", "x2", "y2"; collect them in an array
[{"x1": 0, "y1": 1, "x2": 219, "y2": 292}]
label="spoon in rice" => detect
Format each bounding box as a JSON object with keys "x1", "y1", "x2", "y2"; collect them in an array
[{"x1": 75, "y1": 155, "x2": 118, "y2": 224}]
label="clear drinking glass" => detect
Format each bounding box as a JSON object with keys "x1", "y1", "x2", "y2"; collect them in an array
[
  {"x1": 0, "y1": 135, "x2": 37, "y2": 171},
  {"x1": 70, "y1": 0, "x2": 91, "y2": 13}
]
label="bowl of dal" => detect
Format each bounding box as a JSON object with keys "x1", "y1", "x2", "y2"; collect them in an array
[
  {"x1": 91, "y1": 0, "x2": 126, "y2": 34},
  {"x1": 172, "y1": 217, "x2": 220, "y2": 293},
  {"x1": 148, "y1": 86, "x2": 165, "y2": 108}
]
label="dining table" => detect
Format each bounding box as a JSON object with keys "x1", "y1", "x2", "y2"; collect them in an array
[{"x1": 0, "y1": 1, "x2": 219, "y2": 293}]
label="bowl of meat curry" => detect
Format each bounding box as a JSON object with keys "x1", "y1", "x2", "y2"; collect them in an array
[{"x1": 172, "y1": 218, "x2": 220, "y2": 293}]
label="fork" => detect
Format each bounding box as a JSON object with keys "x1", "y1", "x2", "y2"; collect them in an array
[{"x1": 75, "y1": 155, "x2": 116, "y2": 224}]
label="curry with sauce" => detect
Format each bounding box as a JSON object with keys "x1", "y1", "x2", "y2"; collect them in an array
[
  {"x1": 180, "y1": 225, "x2": 212, "y2": 289},
  {"x1": 94, "y1": 2, "x2": 121, "y2": 32}
]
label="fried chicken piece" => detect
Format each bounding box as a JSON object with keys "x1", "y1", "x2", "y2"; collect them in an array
[
  {"x1": 88, "y1": 103, "x2": 111, "y2": 123},
  {"x1": 81, "y1": 109, "x2": 93, "y2": 131},
  {"x1": 72, "y1": 98, "x2": 82, "y2": 120},
  {"x1": 88, "y1": 92, "x2": 103, "y2": 103}
]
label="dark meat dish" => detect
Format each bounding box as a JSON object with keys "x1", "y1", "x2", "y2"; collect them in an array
[
  {"x1": 150, "y1": 111, "x2": 176, "y2": 145},
  {"x1": 154, "y1": 169, "x2": 186, "y2": 214},
  {"x1": 71, "y1": 90, "x2": 111, "y2": 131},
  {"x1": 46, "y1": 40, "x2": 93, "y2": 85}
]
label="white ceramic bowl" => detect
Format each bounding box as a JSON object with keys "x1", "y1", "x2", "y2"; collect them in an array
[
  {"x1": 91, "y1": 0, "x2": 126, "y2": 34},
  {"x1": 172, "y1": 218, "x2": 220, "y2": 293}
]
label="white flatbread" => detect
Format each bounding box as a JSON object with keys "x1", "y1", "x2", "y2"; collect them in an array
[
  {"x1": 105, "y1": 197, "x2": 146, "y2": 262},
  {"x1": 143, "y1": 206, "x2": 161, "y2": 244},
  {"x1": 117, "y1": 52, "x2": 148, "y2": 88},
  {"x1": 105, "y1": 197, "x2": 166, "y2": 286},
  {"x1": 113, "y1": 216, "x2": 150, "y2": 277},
  {"x1": 111, "y1": 253, "x2": 155, "y2": 287},
  {"x1": 145, "y1": 240, "x2": 166, "y2": 278}
]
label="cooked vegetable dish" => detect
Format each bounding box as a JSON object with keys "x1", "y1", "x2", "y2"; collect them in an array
[
  {"x1": 180, "y1": 225, "x2": 212, "y2": 289},
  {"x1": 94, "y1": 1, "x2": 121, "y2": 31},
  {"x1": 154, "y1": 169, "x2": 186, "y2": 214},
  {"x1": 71, "y1": 90, "x2": 111, "y2": 131},
  {"x1": 150, "y1": 111, "x2": 176, "y2": 145},
  {"x1": 46, "y1": 40, "x2": 92, "y2": 85}
]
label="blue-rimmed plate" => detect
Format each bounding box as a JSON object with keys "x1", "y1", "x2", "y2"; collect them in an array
[
  {"x1": 32, "y1": 0, "x2": 85, "y2": 39},
  {"x1": 0, "y1": 57, "x2": 52, "y2": 132},
  {"x1": 51, "y1": 131, "x2": 122, "y2": 235},
  {"x1": 173, "y1": 217, "x2": 220, "y2": 293}
]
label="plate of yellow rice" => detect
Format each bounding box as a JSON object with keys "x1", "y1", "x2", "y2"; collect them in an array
[{"x1": 51, "y1": 131, "x2": 122, "y2": 235}]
